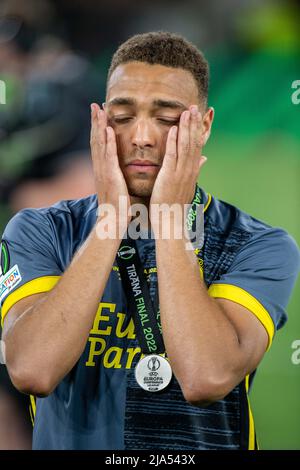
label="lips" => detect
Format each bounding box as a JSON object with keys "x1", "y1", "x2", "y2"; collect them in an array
[
  {"x1": 127, "y1": 159, "x2": 159, "y2": 167},
  {"x1": 126, "y1": 159, "x2": 160, "y2": 174}
]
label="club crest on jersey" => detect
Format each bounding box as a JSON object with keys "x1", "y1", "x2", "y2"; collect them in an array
[{"x1": 0, "y1": 265, "x2": 22, "y2": 302}]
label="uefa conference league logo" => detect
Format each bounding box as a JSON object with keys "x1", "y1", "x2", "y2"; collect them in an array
[{"x1": 117, "y1": 245, "x2": 136, "y2": 260}]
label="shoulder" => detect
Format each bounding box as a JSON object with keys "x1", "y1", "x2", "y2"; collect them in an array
[
  {"x1": 205, "y1": 191, "x2": 271, "y2": 235},
  {"x1": 204, "y1": 191, "x2": 300, "y2": 335},
  {"x1": 204, "y1": 189, "x2": 300, "y2": 273},
  {"x1": 33, "y1": 193, "x2": 98, "y2": 221}
]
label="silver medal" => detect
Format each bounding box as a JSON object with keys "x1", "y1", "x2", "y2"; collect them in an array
[{"x1": 135, "y1": 354, "x2": 172, "y2": 392}]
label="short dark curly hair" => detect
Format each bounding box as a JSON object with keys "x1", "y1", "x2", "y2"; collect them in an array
[{"x1": 107, "y1": 31, "x2": 209, "y2": 106}]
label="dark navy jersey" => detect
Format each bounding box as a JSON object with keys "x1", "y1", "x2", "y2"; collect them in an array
[{"x1": 1, "y1": 186, "x2": 299, "y2": 450}]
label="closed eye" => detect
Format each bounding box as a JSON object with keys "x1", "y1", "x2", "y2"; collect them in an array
[
  {"x1": 157, "y1": 118, "x2": 180, "y2": 125},
  {"x1": 111, "y1": 116, "x2": 180, "y2": 125},
  {"x1": 112, "y1": 116, "x2": 133, "y2": 124}
]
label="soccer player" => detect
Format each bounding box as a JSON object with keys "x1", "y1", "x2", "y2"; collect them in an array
[{"x1": 1, "y1": 32, "x2": 299, "y2": 450}]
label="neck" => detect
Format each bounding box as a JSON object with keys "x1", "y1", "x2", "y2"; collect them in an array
[{"x1": 129, "y1": 195, "x2": 149, "y2": 205}]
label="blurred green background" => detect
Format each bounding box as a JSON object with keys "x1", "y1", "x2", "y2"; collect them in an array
[{"x1": 203, "y1": 41, "x2": 300, "y2": 449}]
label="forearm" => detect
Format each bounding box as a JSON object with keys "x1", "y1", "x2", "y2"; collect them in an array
[
  {"x1": 5, "y1": 220, "x2": 123, "y2": 393},
  {"x1": 156, "y1": 236, "x2": 243, "y2": 400}
]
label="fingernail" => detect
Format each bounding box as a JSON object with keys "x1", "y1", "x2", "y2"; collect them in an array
[{"x1": 190, "y1": 105, "x2": 198, "y2": 116}]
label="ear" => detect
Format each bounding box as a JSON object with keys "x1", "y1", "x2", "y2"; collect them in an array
[{"x1": 201, "y1": 107, "x2": 214, "y2": 146}]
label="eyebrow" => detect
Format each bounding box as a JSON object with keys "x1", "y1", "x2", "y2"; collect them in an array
[
  {"x1": 153, "y1": 99, "x2": 187, "y2": 110},
  {"x1": 107, "y1": 97, "x2": 135, "y2": 107},
  {"x1": 107, "y1": 97, "x2": 187, "y2": 110}
]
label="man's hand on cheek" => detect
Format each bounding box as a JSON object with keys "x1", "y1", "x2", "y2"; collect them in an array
[
  {"x1": 150, "y1": 104, "x2": 207, "y2": 209},
  {"x1": 90, "y1": 103, "x2": 131, "y2": 233}
]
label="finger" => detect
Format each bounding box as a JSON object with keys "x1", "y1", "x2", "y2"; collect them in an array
[
  {"x1": 90, "y1": 103, "x2": 98, "y2": 149},
  {"x1": 188, "y1": 105, "x2": 199, "y2": 177},
  {"x1": 190, "y1": 106, "x2": 202, "y2": 150},
  {"x1": 96, "y1": 107, "x2": 107, "y2": 152},
  {"x1": 163, "y1": 126, "x2": 178, "y2": 172},
  {"x1": 99, "y1": 105, "x2": 108, "y2": 130},
  {"x1": 90, "y1": 103, "x2": 106, "y2": 158},
  {"x1": 176, "y1": 110, "x2": 190, "y2": 173},
  {"x1": 190, "y1": 108, "x2": 203, "y2": 173},
  {"x1": 90, "y1": 104, "x2": 106, "y2": 180}
]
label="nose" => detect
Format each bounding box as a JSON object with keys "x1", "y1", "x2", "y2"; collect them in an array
[{"x1": 131, "y1": 118, "x2": 155, "y2": 149}]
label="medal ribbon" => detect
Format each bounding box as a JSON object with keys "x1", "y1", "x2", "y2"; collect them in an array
[{"x1": 117, "y1": 184, "x2": 202, "y2": 355}]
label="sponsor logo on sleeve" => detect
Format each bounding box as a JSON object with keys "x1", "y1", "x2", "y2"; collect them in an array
[
  {"x1": 0, "y1": 265, "x2": 22, "y2": 303},
  {"x1": 0, "y1": 240, "x2": 10, "y2": 276}
]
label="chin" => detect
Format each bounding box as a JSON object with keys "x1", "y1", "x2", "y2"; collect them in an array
[{"x1": 127, "y1": 179, "x2": 154, "y2": 198}]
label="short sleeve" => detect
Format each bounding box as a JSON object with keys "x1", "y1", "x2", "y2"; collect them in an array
[
  {"x1": 208, "y1": 228, "x2": 300, "y2": 350},
  {"x1": 0, "y1": 209, "x2": 62, "y2": 325}
]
